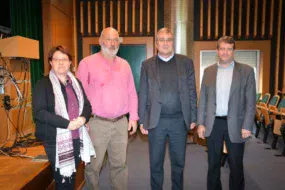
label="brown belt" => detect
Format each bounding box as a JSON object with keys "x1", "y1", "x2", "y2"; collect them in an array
[{"x1": 93, "y1": 114, "x2": 125, "y2": 122}]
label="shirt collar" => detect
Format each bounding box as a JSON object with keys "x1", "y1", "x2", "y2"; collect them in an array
[
  {"x1": 217, "y1": 61, "x2": 235, "y2": 69},
  {"x1": 157, "y1": 53, "x2": 175, "y2": 62}
]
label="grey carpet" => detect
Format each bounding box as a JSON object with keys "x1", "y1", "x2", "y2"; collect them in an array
[{"x1": 97, "y1": 131, "x2": 285, "y2": 190}]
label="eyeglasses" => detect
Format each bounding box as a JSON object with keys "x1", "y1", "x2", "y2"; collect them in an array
[
  {"x1": 105, "y1": 38, "x2": 120, "y2": 43},
  {"x1": 157, "y1": 38, "x2": 173, "y2": 43},
  {"x1": 52, "y1": 58, "x2": 70, "y2": 63}
]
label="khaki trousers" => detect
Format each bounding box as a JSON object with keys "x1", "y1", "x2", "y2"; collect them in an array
[{"x1": 84, "y1": 116, "x2": 128, "y2": 190}]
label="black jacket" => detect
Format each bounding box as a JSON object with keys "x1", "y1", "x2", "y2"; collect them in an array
[
  {"x1": 139, "y1": 54, "x2": 197, "y2": 130},
  {"x1": 32, "y1": 75, "x2": 92, "y2": 145}
]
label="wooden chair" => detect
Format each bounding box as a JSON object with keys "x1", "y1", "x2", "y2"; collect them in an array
[
  {"x1": 271, "y1": 97, "x2": 285, "y2": 150},
  {"x1": 259, "y1": 95, "x2": 280, "y2": 143},
  {"x1": 256, "y1": 93, "x2": 261, "y2": 104},
  {"x1": 255, "y1": 93, "x2": 271, "y2": 138}
]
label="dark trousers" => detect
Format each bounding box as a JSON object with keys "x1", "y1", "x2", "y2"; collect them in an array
[
  {"x1": 206, "y1": 118, "x2": 245, "y2": 190},
  {"x1": 44, "y1": 138, "x2": 81, "y2": 190},
  {"x1": 148, "y1": 117, "x2": 187, "y2": 190}
]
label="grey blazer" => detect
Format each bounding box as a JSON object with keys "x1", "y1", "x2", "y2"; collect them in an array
[
  {"x1": 197, "y1": 62, "x2": 256, "y2": 143},
  {"x1": 139, "y1": 54, "x2": 197, "y2": 130}
]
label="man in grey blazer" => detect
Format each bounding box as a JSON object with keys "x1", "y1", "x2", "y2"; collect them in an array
[
  {"x1": 139, "y1": 27, "x2": 197, "y2": 190},
  {"x1": 197, "y1": 36, "x2": 256, "y2": 190}
]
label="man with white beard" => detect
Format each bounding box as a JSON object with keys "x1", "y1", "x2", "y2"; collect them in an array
[{"x1": 77, "y1": 27, "x2": 139, "y2": 190}]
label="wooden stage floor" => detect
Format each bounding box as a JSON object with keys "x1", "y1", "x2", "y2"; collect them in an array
[
  {"x1": 0, "y1": 144, "x2": 85, "y2": 190},
  {"x1": 0, "y1": 145, "x2": 53, "y2": 190}
]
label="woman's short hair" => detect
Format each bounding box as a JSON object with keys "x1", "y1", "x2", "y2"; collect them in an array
[{"x1": 48, "y1": 45, "x2": 72, "y2": 62}]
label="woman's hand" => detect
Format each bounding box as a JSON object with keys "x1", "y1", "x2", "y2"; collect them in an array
[
  {"x1": 67, "y1": 120, "x2": 81, "y2": 130},
  {"x1": 67, "y1": 117, "x2": 86, "y2": 130},
  {"x1": 75, "y1": 117, "x2": 86, "y2": 126}
]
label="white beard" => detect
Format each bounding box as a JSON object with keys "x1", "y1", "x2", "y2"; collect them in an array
[{"x1": 101, "y1": 45, "x2": 119, "y2": 57}]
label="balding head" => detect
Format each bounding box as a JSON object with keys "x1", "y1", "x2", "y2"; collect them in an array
[
  {"x1": 99, "y1": 27, "x2": 119, "y2": 45},
  {"x1": 99, "y1": 27, "x2": 120, "y2": 58}
]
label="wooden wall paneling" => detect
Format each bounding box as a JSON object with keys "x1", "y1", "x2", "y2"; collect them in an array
[
  {"x1": 225, "y1": 0, "x2": 231, "y2": 36},
  {"x1": 200, "y1": 0, "x2": 203, "y2": 39},
  {"x1": 105, "y1": 0, "x2": 110, "y2": 28},
  {"x1": 42, "y1": 0, "x2": 52, "y2": 75},
  {"x1": 230, "y1": 0, "x2": 234, "y2": 37},
  {"x1": 42, "y1": 0, "x2": 75, "y2": 72},
  {"x1": 147, "y1": 0, "x2": 150, "y2": 34},
  {"x1": 255, "y1": 0, "x2": 262, "y2": 39},
  {"x1": 157, "y1": 0, "x2": 164, "y2": 30},
  {"x1": 215, "y1": 0, "x2": 219, "y2": 39},
  {"x1": 51, "y1": 0, "x2": 73, "y2": 16},
  {"x1": 283, "y1": 18, "x2": 285, "y2": 93},
  {"x1": 202, "y1": 0, "x2": 208, "y2": 40},
  {"x1": 120, "y1": 0, "x2": 126, "y2": 35},
  {"x1": 154, "y1": 0, "x2": 158, "y2": 37},
  {"x1": 149, "y1": 0, "x2": 154, "y2": 36},
  {"x1": 74, "y1": 0, "x2": 78, "y2": 70},
  {"x1": 113, "y1": 0, "x2": 118, "y2": 30},
  {"x1": 90, "y1": 0, "x2": 95, "y2": 36},
  {"x1": 80, "y1": 1, "x2": 84, "y2": 34},
  {"x1": 238, "y1": 0, "x2": 242, "y2": 38},
  {"x1": 269, "y1": 0, "x2": 279, "y2": 93},
  {"x1": 51, "y1": 6, "x2": 74, "y2": 53},
  {"x1": 246, "y1": 0, "x2": 250, "y2": 38},
  {"x1": 83, "y1": 0, "x2": 88, "y2": 36},
  {"x1": 118, "y1": 0, "x2": 121, "y2": 33},
  {"x1": 207, "y1": 0, "x2": 211, "y2": 39},
  {"x1": 132, "y1": 0, "x2": 136, "y2": 34},
  {"x1": 97, "y1": 0, "x2": 103, "y2": 34},
  {"x1": 282, "y1": 38, "x2": 285, "y2": 94},
  {"x1": 253, "y1": 0, "x2": 258, "y2": 38},
  {"x1": 274, "y1": 0, "x2": 282, "y2": 94},
  {"x1": 76, "y1": 0, "x2": 83, "y2": 63},
  {"x1": 95, "y1": 0, "x2": 99, "y2": 34},
  {"x1": 136, "y1": 0, "x2": 141, "y2": 35},
  {"x1": 88, "y1": 1, "x2": 91, "y2": 35},
  {"x1": 125, "y1": 0, "x2": 128, "y2": 34},
  {"x1": 110, "y1": 0, "x2": 114, "y2": 27},
  {"x1": 270, "y1": 0, "x2": 274, "y2": 37},
  {"x1": 233, "y1": 0, "x2": 239, "y2": 38},
  {"x1": 223, "y1": 0, "x2": 226, "y2": 36},
  {"x1": 210, "y1": 0, "x2": 216, "y2": 39},
  {"x1": 128, "y1": 0, "x2": 132, "y2": 34},
  {"x1": 140, "y1": 0, "x2": 143, "y2": 34},
  {"x1": 102, "y1": 0, "x2": 106, "y2": 29}
]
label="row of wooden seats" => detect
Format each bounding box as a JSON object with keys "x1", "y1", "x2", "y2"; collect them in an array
[{"x1": 255, "y1": 92, "x2": 285, "y2": 156}]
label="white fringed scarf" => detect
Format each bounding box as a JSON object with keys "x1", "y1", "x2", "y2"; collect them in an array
[{"x1": 49, "y1": 69, "x2": 95, "y2": 179}]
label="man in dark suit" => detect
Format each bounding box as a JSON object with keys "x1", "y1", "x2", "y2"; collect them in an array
[
  {"x1": 139, "y1": 27, "x2": 197, "y2": 190},
  {"x1": 197, "y1": 36, "x2": 256, "y2": 190}
]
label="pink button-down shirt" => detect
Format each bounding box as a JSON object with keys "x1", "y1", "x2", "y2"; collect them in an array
[{"x1": 76, "y1": 52, "x2": 139, "y2": 120}]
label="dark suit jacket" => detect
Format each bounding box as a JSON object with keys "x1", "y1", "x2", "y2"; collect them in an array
[
  {"x1": 197, "y1": 62, "x2": 256, "y2": 143},
  {"x1": 139, "y1": 54, "x2": 197, "y2": 130}
]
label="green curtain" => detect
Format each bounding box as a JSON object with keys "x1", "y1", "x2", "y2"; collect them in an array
[{"x1": 10, "y1": 0, "x2": 44, "y2": 89}]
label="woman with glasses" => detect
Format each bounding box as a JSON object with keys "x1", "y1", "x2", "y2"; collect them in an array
[{"x1": 32, "y1": 46, "x2": 95, "y2": 189}]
